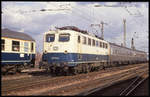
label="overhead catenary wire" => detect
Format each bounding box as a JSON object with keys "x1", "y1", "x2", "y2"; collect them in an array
[
  {"x1": 2, "y1": 3, "x2": 147, "y2": 38},
  {"x1": 70, "y1": 4, "x2": 108, "y2": 36}
]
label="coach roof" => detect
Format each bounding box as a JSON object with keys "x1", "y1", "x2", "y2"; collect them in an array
[
  {"x1": 109, "y1": 42, "x2": 146, "y2": 53},
  {"x1": 2, "y1": 28, "x2": 35, "y2": 41}
]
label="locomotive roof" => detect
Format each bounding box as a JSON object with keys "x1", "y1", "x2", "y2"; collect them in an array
[
  {"x1": 56, "y1": 26, "x2": 88, "y2": 34},
  {"x1": 55, "y1": 26, "x2": 104, "y2": 40},
  {"x1": 109, "y1": 42, "x2": 146, "y2": 53},
  {"x1": 2, "y1": 28, "x2": 35, "y2": 41}
]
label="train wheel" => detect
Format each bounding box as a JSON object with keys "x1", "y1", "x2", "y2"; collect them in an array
[
  {"x1": 85, "y1": 65, "x2": 90, "y2": 73},
  {"x1": 82, "y1": 64, "x2": 87, "y2": 73},
  {"x1": 72, "y1": 67, "x2": 78, "y2": 75},
  {"x1": 63, "y1": 66, "x2": 69, "y2": 76},
  {"x1": 55, "y1": 67, "x2": 61, "y2": 76},
  {"x1": 63, "y1": 70, "x2": 69, "y2": 76},
  {"x1": 2, "y1": 67, "x2": 7, "y2": 75}
]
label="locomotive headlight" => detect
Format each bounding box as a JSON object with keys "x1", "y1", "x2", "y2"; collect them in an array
[
  {"x1": 64, "y1": 50, "x2": 68, "y2": 54},
  {"x1": 44, "y1": 50, "x2": 47, "y2": 54}
]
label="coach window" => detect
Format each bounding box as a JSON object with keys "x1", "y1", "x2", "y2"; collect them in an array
[
  {"x1": 78, "y1": 36, "x2": 80, "y2": 43},
  {"x1": 31, "y1": 42, "x2": 34, "y2": 52},
  {"x1": 2, "y1": 39, "x2": 5, "y2": 51},
  {"x1": 83, "y1": 36, "x2": 86, "y2": 44},
  {"x1": 46, "y1": 34, "x2": 55, "y2": 42},
  {"x1": 24, "y1": 42, "x2": 29, "y2": 52},
  {"x1": 59, "y1": 33, "x2": 70, "y2": 42},
  {"x1": 92, "y1": 39, "x2": 95, "y2": 46},
  {"x1": 12, "y1": 40, "x2": 20, "y2": 52},
  {"x1": 88, "y1": 38, "x2": 91, "y2": 45}
]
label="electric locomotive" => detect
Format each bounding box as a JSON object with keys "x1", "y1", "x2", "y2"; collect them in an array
[
  {"x1": 40, "y1": 26, "x2": 109, "y2": 74},
  {"x1": 1, "y1": 28, "x2": 36, "y2": 74}
]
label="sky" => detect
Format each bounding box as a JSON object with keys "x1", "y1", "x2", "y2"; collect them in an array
[{"x1": 1, "y1": 2, "x2": 149, "y2": 55}]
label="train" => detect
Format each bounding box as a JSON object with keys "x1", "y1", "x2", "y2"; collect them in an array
[
  {"x1": 39, "y1": 26, "x2": 147, "y2": 75},
  {"x1": 1, "y1": 26, "x2": 147, "y2": 75},
  {"x1": 1, "y1": 28, "x2": 36, "y2": 74}
]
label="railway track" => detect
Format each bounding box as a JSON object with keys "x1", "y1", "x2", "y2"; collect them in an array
[
  {"x1": 119, "y1": 72, "x2": 149, "y2": 96},
  {"x1": 33, "y1": 64, "x2": 148, "y2": 95},
  {"x1": 85, "y1": 71, "x2": 149, "y2": 96},
  {"x1": 2, "y1": 67, "x2": 46, "y2": 81},
  {"x1": 75, "y1": 66, "x2": 148, "y2": 96},
  {"x1": 1, "y1": 63, "x2": 148, "y2": 96}
]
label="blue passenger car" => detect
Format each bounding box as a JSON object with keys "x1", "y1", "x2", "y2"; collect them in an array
[{"x1": 1, "y1": 29, "x2": 36, "y2": 74}]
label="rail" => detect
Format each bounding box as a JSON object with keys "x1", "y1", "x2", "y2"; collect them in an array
[
  {"x1": 119, "y1": 71, "x2": 148, "y2": 96},
  {"x1": 76, "y1": 66, "x2": 148, "y2": 96}
]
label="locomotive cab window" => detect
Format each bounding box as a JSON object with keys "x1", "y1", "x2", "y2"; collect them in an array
[
  {"x1": 2, "y1": 39, "x2": 5, "y2": 51},
  {"x1": 46, "y1": 34, "x2": 55, "y2": 42},
  {"x1": 12, "y1": 40, "x2": 20, "y2": 52},
  {"x1": 59, "y1": 33, "x2": 70, "y2": 42}
]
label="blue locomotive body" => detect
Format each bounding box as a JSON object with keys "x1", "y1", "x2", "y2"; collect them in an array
[{"x1": 42, "y1": 53, "x2": 108, "y2": 67}]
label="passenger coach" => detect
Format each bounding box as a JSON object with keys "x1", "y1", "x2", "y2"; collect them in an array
[{"x1": 1, "y1": 28, "x2": 36, "y2": 74}]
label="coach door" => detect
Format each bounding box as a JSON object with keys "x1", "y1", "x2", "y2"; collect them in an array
[
  {"x1": 77, "y1": 35, "x2": 82, "y2": 60},
  {"x1": 30, "y1": 42, "x2": 34, "y2": 60}
]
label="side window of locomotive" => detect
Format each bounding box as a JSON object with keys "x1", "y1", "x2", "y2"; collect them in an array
[
  {"x1": 78, "y1": 36, "x2": 80, "y2": 43},
  {"x1": 83, "y1": 36, "x2": 86, "y2": 44},
  {"x1": 2, "y1": 39, "x2": 5, "y2": 51},
  {"x1": 96, "y1": 41, "x2": 99, "y2": 47},
  {"x1": 99, "y1": 42, "x2": 102, "y2": 48},
  {"x1": 12, "y1": 40, "x2": 20, "y2": 52},
  {"x1": 105, "y1": 43, "x2": 108, "y2": 49},
  {"x1": 24, "y1": 42, "x2": 29, "y2": 52},
  {"x1": 59, "y1": 33, "x2": 70, "y2": 42},
  {"x1": 92, "y1": 39, "x2": 95, "y2": 46},
  {"x1": 103, "y1": 43, "x2": 105, "y2": 48},
  {"x1": 88, "y1": 38, "x2": 91, "y2": 46},
  {"x1": 31, "y1": 42, "x2": 34, "y2": 52},
  {"x1": 46, "y1": 34, "x2": 55, "y2": 42}
]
